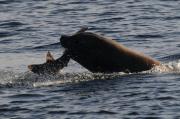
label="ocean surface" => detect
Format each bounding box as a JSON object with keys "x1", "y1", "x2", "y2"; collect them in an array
[{"x1": 0, "y1": 0, "x2": 180, "y2": 118}]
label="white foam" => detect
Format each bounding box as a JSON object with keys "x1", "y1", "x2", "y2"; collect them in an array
[
  {"x1": 1, "y1": 60, "x2": 180, "y2": 88},
  {"x1": 147, "y1": 60, "x2": 180, "y2": 73}
]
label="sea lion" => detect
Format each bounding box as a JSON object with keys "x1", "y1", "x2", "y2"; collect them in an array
[
  {"x1": 28, "y1": 50, "x2": 70, "y2": 75},
  {"x1": 60, "y1": 27, "x2": 160, "y2": 73}
]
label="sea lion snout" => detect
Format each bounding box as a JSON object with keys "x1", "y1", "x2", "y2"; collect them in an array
[{"x1": 60, "y1": 35, "x2": 71, "y2": 48}]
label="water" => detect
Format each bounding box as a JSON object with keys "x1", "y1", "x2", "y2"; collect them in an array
[{"x1": 0, "y1": 0, "x2": 180, "y2": 118}]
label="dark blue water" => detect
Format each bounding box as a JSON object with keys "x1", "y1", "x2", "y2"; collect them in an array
[{"x1": 1, "y1": 0, "x2": 180, "y2": 118}]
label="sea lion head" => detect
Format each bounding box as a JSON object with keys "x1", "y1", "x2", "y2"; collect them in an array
[
  {"x1": 60, "y1": 35, "x2": 80, "y2": 50},
  {"x1": 60, "y1": 35, "x2": 71, "y2": 48},
  {"x1": 60, "y1": 27, "x2": 88, "y2": 49}
]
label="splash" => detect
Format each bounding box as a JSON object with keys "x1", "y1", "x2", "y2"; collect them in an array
[
  {"x1": 0, "y1": 60, "x2": 180, "y2": 88},
  {"x1": 0, "y1": 70, "x2": 126, "y2": 88},
  {"x1": 146, "y1": 60, "x2": 180, "y2": 73},
  {"x1": 28, "y1": 72, "x2": 126, "y2": 87}
]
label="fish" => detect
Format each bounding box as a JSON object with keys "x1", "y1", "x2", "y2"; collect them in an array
[{"x1": 28, "y1": 50, "x2": 70, "y2": 75}]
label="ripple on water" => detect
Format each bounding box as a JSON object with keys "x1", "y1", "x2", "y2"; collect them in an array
[
  {"x1": 0, "y1": 0, "x2": 17, "y2": 4},
  {"x1": 47, "y1": 110, "x2": 68, "y2": 114},
  {"x1": 134, "y1": 34, "x2": 164, "y2": 39},
  {"x1": 0, "y1": 31, "x2": 17, "y2": 38},
  {"x1": 0, "y1": 21, "x2": 25, "y2": 28},
  {"x1": 67, "y1": 110, "x2": 117, "y2": 115},
  {"x1": 0, "y1": 107, "x2": 30, "y2": 112},
  {"x1": 8, "y1": 93, "x2": 45, "y2": 98}
]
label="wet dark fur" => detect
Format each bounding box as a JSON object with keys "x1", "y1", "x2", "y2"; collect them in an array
[{"x1": 60, "y1": 31, "x2": 160, "y2": 73}]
